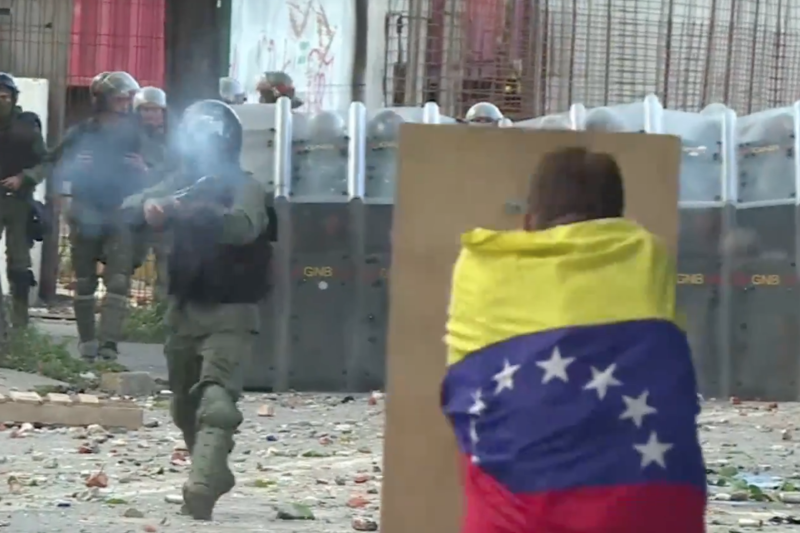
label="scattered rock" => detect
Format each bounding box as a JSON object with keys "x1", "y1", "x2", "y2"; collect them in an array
[
  {"x1": 352, "y1": 517, "x2": 379, "y2": 531},
  {"x1": 257, "y1": 404, "x2": 274, "y2": 417},
  {"x1": 123, "y1": 507, "x2": 145, "y2": 518},
  {"x1": 100, "y1": 372, "x2": 159, "y2": 397},
  {"x1": 347, "y1": 495, "x2": 369, "y2": 508},
  {"x1": 276, "y1": 502, "x2": 315, "y2": 520}
]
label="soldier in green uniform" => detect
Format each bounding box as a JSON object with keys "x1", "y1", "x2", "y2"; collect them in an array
[
  {"x1": 122, "y1": 100, "x2": 272, "y2": 520},
  {"x1": 30, "y1": 71, "x2": 146, "y2": 360},
  {"x1": 0, "y1": 73, "x2": 47, "y2": 327},
  {"x1": 133, "y1": 86, "x2": 171, "y2": 300},
  {"x1": 256, "y1": 71, "x2": 303, "y2": 108}
]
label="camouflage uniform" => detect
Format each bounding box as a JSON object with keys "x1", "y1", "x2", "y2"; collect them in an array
[
  {"x1": 122, "y1": 100, "x2": 272, "y2": 520},
  {"x1": 0, "y1": 74, "x2": 47, "y2": 327},
  {"x1": 34, "y1": 71, "x2": 144, "y2": 360},
  {"x1": 133, "y1": 86, "x2": 172, "y2": 301}
]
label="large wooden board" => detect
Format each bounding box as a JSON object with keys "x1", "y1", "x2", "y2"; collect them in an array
[{"x1": 380, "y1": 125, "x2": 682, "y2": 533}]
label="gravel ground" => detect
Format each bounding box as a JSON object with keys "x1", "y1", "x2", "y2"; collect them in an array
[
  {"x1": 0, "y1": 392, "x2": 799, "y2": 532},
  {"x1": 0, "y1": 393, "x2": 383, "y2": 533}
]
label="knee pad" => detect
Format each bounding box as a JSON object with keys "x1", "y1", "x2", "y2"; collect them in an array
[
  {"x1": 75, "y1": 276, "x2": 98, "y2": 296},
  {"x1": 196, "y1": 384, "x2": 242, "y2": 430},
  {"x1": 105, "y1": 273, "x2": 130, "y2": 296}
]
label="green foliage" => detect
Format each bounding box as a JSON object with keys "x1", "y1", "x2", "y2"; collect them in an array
[
  {"x1": 1, "y1": 327, "x2": 127, "y2": 387},
  {"x1": 121, "y1": 301, "x2": 167, "y2": 343}
]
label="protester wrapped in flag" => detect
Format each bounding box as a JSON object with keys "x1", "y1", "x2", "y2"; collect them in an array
[{"x1": 441, "y1": 147, "x2": 707, "y2": 533}]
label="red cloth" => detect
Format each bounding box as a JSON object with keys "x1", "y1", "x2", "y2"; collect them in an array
[{"x1": 459, "y1": 453, "x2": 706, "y2": 533}]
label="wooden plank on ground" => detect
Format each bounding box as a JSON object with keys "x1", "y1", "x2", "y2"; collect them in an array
[{"x1": 0, "y1": 391, "x2": 143, "y2": 429}]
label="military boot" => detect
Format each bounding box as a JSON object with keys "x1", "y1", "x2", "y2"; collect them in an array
[
  {"x1": 8, "y1": 270, "x2": 32, "y2": 328},
  {"x1": 10, "y1": 296, "x2": 28, "y2": 328},
  {"x1": 74, "y1": 296, "x2": 97, "y2": 361},
  {"x1": 170, "y1": 396, "x2": 198, "y2": 453},
  {"x1": 98, "y1": 341, "x2": 119, "y2": 361},
  {"x1": 78, "y1": 340, "x2": 99, "y2": 362},
  {"x1": 181, "y1": 427, "x2": 236, "y2": 520}
]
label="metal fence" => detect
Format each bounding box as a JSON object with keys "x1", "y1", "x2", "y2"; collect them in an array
[
  {"x1": 385, "y1": 0, "x2": 800, "y2": 117},
  {"x1": 242, "y1": 97, "x2": 800, "y2": 401},
  {"x1": 0, "y1": 0, "x2": 164, "y2": 308}
]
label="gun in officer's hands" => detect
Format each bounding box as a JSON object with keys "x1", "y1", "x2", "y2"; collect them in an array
[{"x1": 143, "y1": 176, "x2": 227, "y2": 229}]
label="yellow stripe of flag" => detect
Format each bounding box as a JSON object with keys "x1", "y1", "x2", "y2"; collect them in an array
[{"x1": 445, "y1": 218, "x2": 681, "y2": 366}]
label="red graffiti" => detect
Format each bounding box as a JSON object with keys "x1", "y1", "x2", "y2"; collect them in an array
[{"x1": 287, "y1": 0, "x2": 337, "y2": 113}]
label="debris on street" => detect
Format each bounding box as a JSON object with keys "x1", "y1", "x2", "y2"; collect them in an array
[{"x1": 0, "y1": 390, "x2": 797, "y2": 531}]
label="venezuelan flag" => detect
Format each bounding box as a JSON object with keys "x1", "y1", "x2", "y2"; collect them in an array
[{"x1": 442, "y1": 218, "x2": 707, "y2": 533}]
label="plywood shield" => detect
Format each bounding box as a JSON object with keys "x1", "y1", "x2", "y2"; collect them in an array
[{"x1": 380, "y1": 125, "x2": 682, "y2": 533}]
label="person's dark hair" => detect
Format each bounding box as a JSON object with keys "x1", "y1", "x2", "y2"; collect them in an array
[{"x1": 527, "y1": 146, "x2": 625, "y2": 229}]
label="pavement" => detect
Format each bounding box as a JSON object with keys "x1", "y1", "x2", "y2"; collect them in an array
[
  {"x1": 34, "y1": 318, "x2": 168, "y2": 379},
  {"x1": 0, "y1": 321, "x2": 797, "y2": 531}
]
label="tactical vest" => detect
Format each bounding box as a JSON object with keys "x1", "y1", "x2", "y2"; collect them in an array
[
  {"x1": 167, "y1": 177, "x2": 273, "y2": 305},
  {"x1": 68, "y1": 117, "x2": 146, "y2": 210},
  {"x1": 0, "y1": 115, "x2": 41, "y2": 186}
]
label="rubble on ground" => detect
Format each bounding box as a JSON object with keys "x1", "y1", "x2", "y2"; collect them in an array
[{"x1": 0, "y1": 391, "x2": 797, "y2": 531}]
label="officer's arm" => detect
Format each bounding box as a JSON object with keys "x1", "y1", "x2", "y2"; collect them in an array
[
  {"x1": 21, "y1": 134, "x2": 70, "y2": 189},
  {"x1": 218, "y1": 179, "x2": 269, "y2": 245},
  {"x1": 21, "y1": 131, "x2": 48, "y2": 186},
  {"x1": 120, "y1": 170, "x2": 186, "y2": 210}
]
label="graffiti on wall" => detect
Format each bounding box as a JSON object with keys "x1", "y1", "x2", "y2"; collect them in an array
[{"x1": 229, "y1": 0, "x2": 355, "y2": 112}]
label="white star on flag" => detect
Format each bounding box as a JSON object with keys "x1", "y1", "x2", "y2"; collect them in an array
[
  {"x1": 583, "y1": 363, "x2": 622, "y2": 400},
  {"x1": 469, "y1": 389, "x2": 486, "y2": 416},
  {"x1": 619, "y1": 390, "x2": 658, "y2": 428},
  {"x1": 633, "y1": 431, "x2": 673, "y2": 469},
  {"x1": 469, "y1": 419, "x2": 479, "y2": 443},
  {"x1": 493, "y1": 359, "x2": 521, "y2": 394},
  {"x1": 536, "y1": 346, "x2": 575, "y2": 384}
]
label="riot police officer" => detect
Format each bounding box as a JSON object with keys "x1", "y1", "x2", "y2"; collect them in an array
[
  {"x1": 122, "y1": 100, "x2": 271, "y2": 520},
  {"x1": 0, "y1": 73, "x2": 47, "y2": 327},
  {"x1": 133, "y1": 86, "x2": 172, "y2": 300},
  {"x1": 256, "y1": 71, "x2": 303, "y2": 108},
  {"x1": 219, "y1": 77, "x2": 246, "y2": 105},
  {"x1": 464, "y1": 102, "x2": 504, "y2": 125},
  {"x1": 43, "y1": 71, "x2": 145, "y2": 361}
]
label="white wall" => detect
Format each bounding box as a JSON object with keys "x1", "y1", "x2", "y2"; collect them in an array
[
  {"x1": 364, "y1": 0, "x2": 390, "y2": 110},
  {"x1": 6, "y1": 78, "x2": 48, "y2": 303},
  {"x1": 228, "y1": 0, "x2": 358, "y2": 113}
]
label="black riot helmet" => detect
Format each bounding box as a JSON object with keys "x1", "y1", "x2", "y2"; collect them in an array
[
  {"x1": 90, "y1": 72, "x2": 110, "y2": 96},
  {"x1": 0, "y1": 73, "x2": 19, "y2": 102},
  {"x1": 92, "y1": 71, "x2": 140, "y2": 113},
  {"x1": 177, "y1": 99, "x2": 242, "y2": 166}
]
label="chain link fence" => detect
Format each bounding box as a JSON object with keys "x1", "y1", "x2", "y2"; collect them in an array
[{"x1": 385, "y1": 0, "x2": 800, "y2": 118}]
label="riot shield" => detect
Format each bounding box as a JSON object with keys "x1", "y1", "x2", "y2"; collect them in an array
[
  {"x1": 731, "y1": 106, "x2": 799, "y2": 400},
  {"x1": 348, "y1": 104, "x2": 450, "y2": 391},
  {"x1": 233, "y1": 103, "x2": 279, "y2": 390},
  {"x1": 380, "y1": 123, "x2": 681, "y2": 533},
  {"x1": 283, "y1": 110, "x2": 353, "y2": 391},
  {"x1": 662, "y1": 106, "x2": 733, "y2": 398}
]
